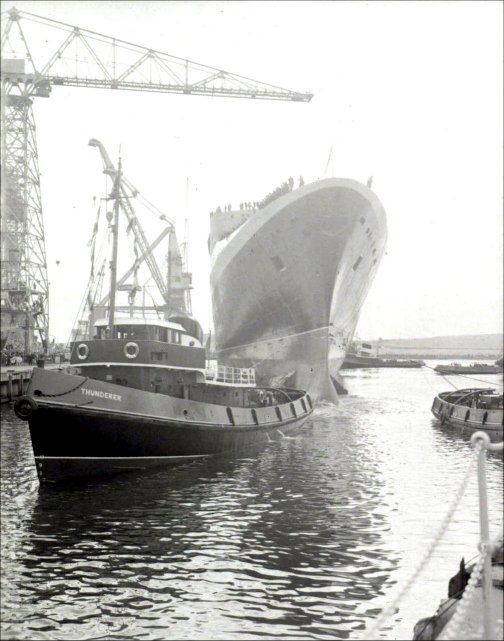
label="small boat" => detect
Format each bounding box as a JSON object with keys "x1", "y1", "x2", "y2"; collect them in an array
[
  {"x1": 431, "y1": 387, "x2": 503, "y2": 435},
  {"x1": 13, "y1": 143, "x2": 313, "y2": 483},
  {"x1": 434, "y1": 362, "x2": 503, "y2": 375},
  {"x1": 341, "y1": 353, "x2": 423, "y2": 369},
  {"x1": 341, "y1": 341, "x2": 423, "y2": 369}
]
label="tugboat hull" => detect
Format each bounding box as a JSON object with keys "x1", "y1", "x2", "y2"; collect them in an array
[{"x1": 17, "y1": 368, "x2": 312, "y2": 482}]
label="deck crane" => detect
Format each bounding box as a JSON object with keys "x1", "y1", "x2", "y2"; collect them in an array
[
  {"x1": 88, "y1": 138, "x2": 190, "y2": 320},
  {"x1": 0, "y1": 7, "x2": 312, "y2": 355},
  {"x1": 88, "y1": 138, "x2": 175, "y2": 305}
]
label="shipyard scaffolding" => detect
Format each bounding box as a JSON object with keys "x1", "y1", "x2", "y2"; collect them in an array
[
  {"x1": 1, "y1": 6, "x2": 312, "y2": 358},
  {"x1": 1, "y1": 58, "x2": 50, "y2": 355}
]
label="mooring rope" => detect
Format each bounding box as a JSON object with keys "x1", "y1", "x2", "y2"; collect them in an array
[
  {"x1": 360, "y1": 440, "x2": 483, "y2": 640},
  {"x1": 217, "y1": 325, "x2": 333, "y2": 353},
  {"x1": 361, "y1": 434, "x2": 504, "y2": 640}
]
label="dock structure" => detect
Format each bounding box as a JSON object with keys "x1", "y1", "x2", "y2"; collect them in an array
[{"x1": 0, "y1": 363, "x2": 62, "y2": 403}]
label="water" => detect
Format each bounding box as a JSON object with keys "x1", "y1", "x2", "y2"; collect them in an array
[{"x1": 1, "y1": 364, "x2": 502, "y2": 640}]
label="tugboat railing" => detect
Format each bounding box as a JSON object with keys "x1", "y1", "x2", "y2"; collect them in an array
[{"x1": 205, "y1": 362, "x2": 256, "y2": 386}]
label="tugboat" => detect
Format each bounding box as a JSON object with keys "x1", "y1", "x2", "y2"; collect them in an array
[
  {"x1": 431, "y1": 388, "x2": 503, "y2": 436},
  {"x1": 14, "y1": 143, "x2": 313, "y2": 483}
]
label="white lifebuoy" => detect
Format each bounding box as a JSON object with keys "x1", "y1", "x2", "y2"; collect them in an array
[
  {"x1": 124, "y1": 342, "x2": 139, "y2": 359},
  {"x1": 77, "y1": 343, "x2": 89, "y2": 360}
]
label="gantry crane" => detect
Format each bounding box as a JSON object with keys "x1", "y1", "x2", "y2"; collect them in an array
[{"x1": 0, "y1": 6, "x2": 312, "y2": 355}]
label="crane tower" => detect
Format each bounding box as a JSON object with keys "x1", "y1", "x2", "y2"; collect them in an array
[{"x1": 0, "y1": 7, "x2": 312, "y2": 356}]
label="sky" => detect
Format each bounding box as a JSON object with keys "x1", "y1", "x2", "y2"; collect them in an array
[{"x1": 2, "y1": 0, "x2": 503, "y2": 343}]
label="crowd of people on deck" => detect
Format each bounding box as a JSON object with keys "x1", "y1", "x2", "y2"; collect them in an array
[
  {"x1": 210, "y1": 175, "x2": 305, "y2": 217},
  {"x1": 258, "y1": 175, "x2": 304, "y2": 209}
]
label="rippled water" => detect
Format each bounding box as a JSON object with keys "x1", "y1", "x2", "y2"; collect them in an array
[{"x1": 1, "y1": 364, "x2": 502, "y2": 640}]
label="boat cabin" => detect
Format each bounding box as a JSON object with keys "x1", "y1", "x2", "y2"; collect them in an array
[
  {"x1": 69, "y1": 316, "x2": 263, "y2": 406},
  {"x1": 70, "y1": 317, "x2": 207, "y2": 396}
]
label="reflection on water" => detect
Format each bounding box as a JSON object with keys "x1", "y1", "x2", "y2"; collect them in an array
[{"x1": 1, "y1": 365, "x2": 502, "y2": 640}]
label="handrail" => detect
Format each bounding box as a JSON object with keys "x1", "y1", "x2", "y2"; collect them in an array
[{"x1": 205, "y1": 362, "x2": 256, "y2": 386}]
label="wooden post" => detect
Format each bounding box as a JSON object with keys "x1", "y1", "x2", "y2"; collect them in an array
[{"x1": 8, "y1": 374, "x2": 13, "y2": 401}]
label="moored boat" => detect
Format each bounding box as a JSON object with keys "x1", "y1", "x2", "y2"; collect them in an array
[
  {"x1": 210, "y1": 177, "x2": 388, "y2": 403},
  {"x1": 434, "y1": 362, "x2": 503, "y2": 375},
  {"x1": 13, "y1": 143, "x2": 313, "y2": 483},
  {"x1": 431, "y1": 387, "x2": 503, "y2": 435},
  {"x1": 341, "y1": 340, "x2": 423, "y2": 369}
]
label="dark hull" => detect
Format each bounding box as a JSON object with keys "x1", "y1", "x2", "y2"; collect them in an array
[
  {"x1": 341, "y1": 355, "x2": 422, "y2": 369},
  {"x1": 434, "y1": 367, "x2": 503, "y2": 375},
  {"x1": 210, "y1": 178, "x2": 387, "y2": 402},
  {"x1": 19, "y1": 368, "x2": 312, "y2": 483}
]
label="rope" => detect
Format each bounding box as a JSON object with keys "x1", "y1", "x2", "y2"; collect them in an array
[
  {"x1": 217, "y1": 325, "x2": 332, "y2": 354},
  {"x1": 37, "y1": 377, "x2": 89, "y2": 398},
  {"x1": 360, "y1": 441, "x2": 483, "y2": 640}
]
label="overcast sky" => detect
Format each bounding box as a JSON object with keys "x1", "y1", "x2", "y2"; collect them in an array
[{"x1": 2, "y1": 0, "x2": 503, "y2": 343}]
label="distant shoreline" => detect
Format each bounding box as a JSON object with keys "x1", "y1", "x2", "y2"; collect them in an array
[{"x1": 360, "y1": 333, "x2": 502, "y2": 360}]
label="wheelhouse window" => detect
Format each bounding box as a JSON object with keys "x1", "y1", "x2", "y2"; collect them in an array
[
  {"x1": 115, "y1": 325, "x2": 149, "y2": 340},
  {"x1": 170, "y1": 330, "x2": 181, "y2": 344}
]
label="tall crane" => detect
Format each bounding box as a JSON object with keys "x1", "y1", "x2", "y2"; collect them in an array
[{"x1": 0, "y1": 7, "x2": 312, "y2": 355}]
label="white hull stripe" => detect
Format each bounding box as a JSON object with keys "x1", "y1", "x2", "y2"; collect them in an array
[{"x1": 35, "y1": 455, "x2": 210, "y2": 461}]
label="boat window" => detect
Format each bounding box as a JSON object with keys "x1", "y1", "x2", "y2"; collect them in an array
[
  {"x1": 169, "y1": 330, "x2": 181, "y2": 344},
  {"x1": 151, "y1": 352, "x2": 164, "y2": 361},
  {"x1": 482, "y1": 411, "x2": 488, "y2": 425},
  {"x1": 226, "y1": 407, "x2": 235, "y2": 426},
  {"x1": 301, "y1": 398, "x2": 307, "y2": 413},
  {"x1": 290, "y1": 402, "x2": 297, "y2": 417},
  {"x1": 306, "y1": 395, "x2": 312, "y2": 409},
  {"x1": 464, "y1": 410, "x2": 470, "y2": 422},
  {"x1": 251, "y1": 409, "x2": 259, "y2": 425},
  {"x1": 275, "y1": 407, "x2": 282, "y2": 421},
  {"x1": 115, "y1": 325, "x2": 149, "y2": 340},
  {"x1": 352, "y1": 256, "x2": 363, "y2": 271}
]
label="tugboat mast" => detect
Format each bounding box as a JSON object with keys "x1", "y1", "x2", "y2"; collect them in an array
[{"x1": 107, "y1": 157, "x2": 122, "y2": 339}]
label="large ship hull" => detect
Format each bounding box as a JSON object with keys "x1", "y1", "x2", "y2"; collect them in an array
[{"x1": 210, "y1": 178, "x2": 387, "y2": 402}]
